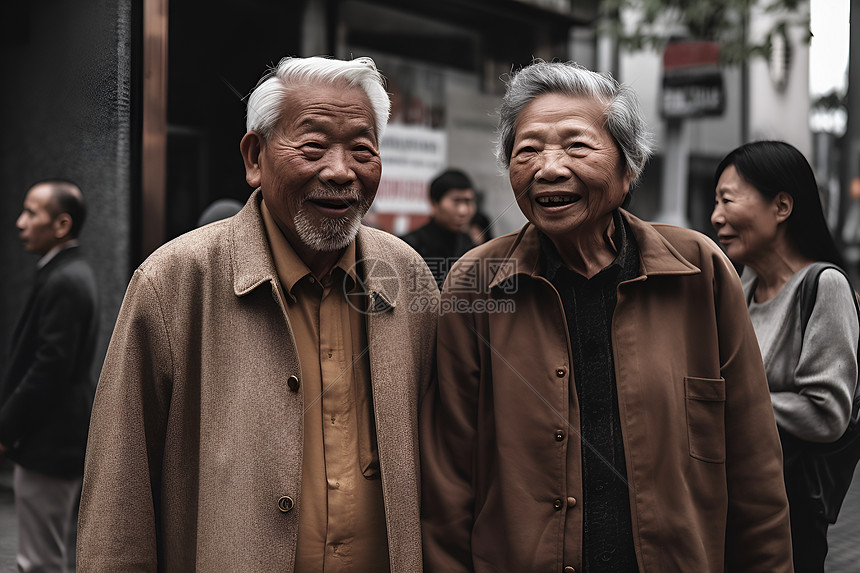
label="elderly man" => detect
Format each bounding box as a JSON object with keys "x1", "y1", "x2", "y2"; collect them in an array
[
  {"x1": 2, "y1": 180, "x2": 98, "y2": 573},
  {"x1": 78, "y1": 56, "x2": 437, "y2": 571},
  {"x1": 420, "y1": 61, "x2": 792, "y2": 572}
]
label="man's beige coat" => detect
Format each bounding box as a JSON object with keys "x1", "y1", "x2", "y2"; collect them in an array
[{"x1": 78, "y1": 191, "x2": 438, "y2": 571}]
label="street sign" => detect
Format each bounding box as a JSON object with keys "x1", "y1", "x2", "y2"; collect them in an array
[{"x1": 661, "y1": 41, "x2": 725, "y2": 119}]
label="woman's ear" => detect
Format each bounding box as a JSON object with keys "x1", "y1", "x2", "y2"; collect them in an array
[
  {"x1": 240, "y1": 132, "x2": 264, "y2": 188},
  {"x1": 774, "y1": 192, "x2": 794, "y2": 223}
]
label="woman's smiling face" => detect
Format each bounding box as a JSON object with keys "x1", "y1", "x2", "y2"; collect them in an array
[
  {"x1": 711, "y1": 164, "x2": 782, "y2": 266},
  {"x1": 508, "y1": 92, "x2": 632, "y2": 243}
]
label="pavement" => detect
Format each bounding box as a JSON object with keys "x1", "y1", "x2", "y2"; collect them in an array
[{"x1": 1, "y1": 458, "x2": 860, "y2": 571}]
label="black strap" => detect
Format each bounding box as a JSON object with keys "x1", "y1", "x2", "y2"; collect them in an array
[
  {"x1": 799, "y1": 263, "x2": 858, "y2": 337},
  {"x1": 797, "y1": 262, "x2": 860, "y2": 426}
]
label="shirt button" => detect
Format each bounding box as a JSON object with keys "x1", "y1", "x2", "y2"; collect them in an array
[
  {"x1": 554, "y1": 430, "x2": 565, "y2": 441},
  {"x1": 277, "y1": 495, "x2": 295, "y2": 513},
  {"x1": 567, "y1": 496, "x2": 577, "y2": 507},
  {"x1": 287, "y1": 375, "x2": 300, "y2": 392},
  {"x1": 555, "y1": 368, "x2": 566, "y2": 378},
  {"x1": 553, "y1": 498, "x2": 564, "y2": 510},
  {"x1": 564, "y1": 567, "x2": 576, "y2": 573}
]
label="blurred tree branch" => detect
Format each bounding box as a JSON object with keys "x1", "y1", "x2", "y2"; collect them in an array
[{"x1": 600, "y1": 0, "x2": 811, "y2": 64}]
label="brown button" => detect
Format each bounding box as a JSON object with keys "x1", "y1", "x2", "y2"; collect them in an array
[
  {"x1": 567, "y1": 496, "x2": 577, "y2": 507},
  {"x1": 553, "y1": 498, "x2": 564, "y2": 510},
  {"x1": 287, "y1": 375, "x2": 300, "y2": 392},
  {"x1": 555, "y1": 368, "x2": 566, "y2": 378},
  {"x1": 554, "y1": 430, "x2": 565, "y2": 441},
  {"x1": 277, "y1": 496, "x2": 295, "y2": 513},
  {"x1": 564, "y1": 567, "x2": 576, "y2": 573}
]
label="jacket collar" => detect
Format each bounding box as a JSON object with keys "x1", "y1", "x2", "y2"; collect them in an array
[
  {"x1": 488, "y1": 209, "x2": 699, "y2": 288},
  {"x1": 228, "y1": 188, "x2": 399, "y2": 311},
  {"x1": 230, "y1": 189, "x2": 279, "y2": 297}
]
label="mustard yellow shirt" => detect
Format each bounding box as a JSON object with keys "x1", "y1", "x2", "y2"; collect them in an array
[{"x1": 261, "y1": 201, "x2": 389, "y2": 572}]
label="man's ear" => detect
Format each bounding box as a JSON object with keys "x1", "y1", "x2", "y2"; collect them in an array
[
  {"x1": 53, "y1": 213, "x2": 73, "y2": 240},
  {"x1": 240, "y1": 132, "x2": 264, "y2": 188},
  {"x1": 774, "y1": 192, "x2": 794, "y2": 223}
]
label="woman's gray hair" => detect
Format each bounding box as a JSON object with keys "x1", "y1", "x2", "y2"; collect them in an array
[
  {"x1": 246, "y1": 56, "x2": 391, "y2": 142},
  {"x1": 497, "y1": 60, "x2": 653, "y2": 185}
]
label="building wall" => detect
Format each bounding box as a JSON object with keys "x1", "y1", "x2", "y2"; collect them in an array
[
  {"x1": 747, "y1": 3, "x2": 812, "y2": 156},
  {"x1": 0, "y1": 0, "x2": 133, "y2": 377},
  {"x1": 617, "y1": 2, "x2": 812, "y2": 233}
]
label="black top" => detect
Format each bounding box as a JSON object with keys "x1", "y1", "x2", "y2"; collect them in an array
[
  {"x1": 401, "y1": 219, "x2": 475, "y2": 290},
  {"x1": 540, "y1": 211, "x2": 640, "y2": 573},
  {"x1": 0, "y1": 246, "x2": 100, "y2": 478}
]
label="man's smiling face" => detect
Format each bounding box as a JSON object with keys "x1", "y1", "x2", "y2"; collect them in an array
[{"x1": 245, "y1": 82, "x2": 382, "y2": 254}]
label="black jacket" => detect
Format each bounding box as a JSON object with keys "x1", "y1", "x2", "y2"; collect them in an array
[
  {"x1": 0, "y1": 246, "x2": 99, "y2": 478},
  {"x1": 400, "y1": 219, "x2": 475, "y2": 289}
]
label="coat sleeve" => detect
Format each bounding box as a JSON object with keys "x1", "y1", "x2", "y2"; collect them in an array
[
  {"x1": 0, "y1": 273, "x2": 93, "y2": 447},
  {"x1": 77, "y1": 269, "x2": 172, "y2": 572},
  {"x1": 770, "y1": 269, "x2": 859, "y2": 442},
  {"x1": 420, "y1": 263, "x2": 482, "y2": 573},
  {"x1": 715, "y1": 254, "x2": 794, "y2": 571}
]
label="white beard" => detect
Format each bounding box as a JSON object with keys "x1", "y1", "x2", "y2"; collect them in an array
[
  {"x1": 293, "y1": 207, "x2": 364, "y2": 252},
  {"x1": 292, "y1": 187, "x2": 373, "y2": 252}
]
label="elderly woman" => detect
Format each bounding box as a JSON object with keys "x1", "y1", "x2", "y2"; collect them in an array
[
  {"x1": 420, "y1": 61, "x2": 793, "y2": 573},
  {"x1": 712, "y1": 141, "x2": 860, "y2": 572}
]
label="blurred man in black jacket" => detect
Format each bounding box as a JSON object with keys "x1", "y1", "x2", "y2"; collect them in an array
[
  {"x1": 1, "y1": 180, "x2": 99, "y2": 573},
  {"x1": 401, "y1": 169, "x2": 477, "y2": 289}
]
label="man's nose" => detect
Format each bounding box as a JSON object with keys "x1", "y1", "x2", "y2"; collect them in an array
[{"x1": 319, "y1": 148, "x2": 355, "y2": 185}]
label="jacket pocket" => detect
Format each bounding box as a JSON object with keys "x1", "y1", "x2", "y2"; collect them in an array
[{"x1": 685, "y1": 376, "x2": 726, "y2": 463}]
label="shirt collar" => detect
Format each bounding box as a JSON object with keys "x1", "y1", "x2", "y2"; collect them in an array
[
  {"x1": 37, "y1": 240, "x2": 79, "y2": 269},
  {"x1": 539, "y1": 210, "x2": 630, "y2": 282},
  {"x1": 260, "y1": 199, "x2": 357, "y2": 301}
]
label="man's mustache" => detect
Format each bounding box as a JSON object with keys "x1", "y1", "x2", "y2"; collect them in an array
[{"x1": 304, "y1": 186, "x2": 363, "y2": 203}]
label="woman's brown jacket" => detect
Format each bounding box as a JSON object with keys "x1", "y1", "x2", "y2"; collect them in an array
[{"x1": 421, "y1": 211, "x2": 792, "y2": 572}]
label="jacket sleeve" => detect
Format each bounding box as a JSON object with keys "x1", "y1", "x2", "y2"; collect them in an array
[
  {"x1": 77, "y1": 269, "x2": 172, "y2": 572},
  {"x1": 420, "y1": 265, "x2": 482, "y2": 573},
  {"x1": 716, "y1": 255, "x2": 794, "y2": 571},
  {"x1": 0, "y1": 274, "x2": 92, "y2": 447},
  {"x1": 771, "y1": 269, "x2": 859, "y2": 442}
]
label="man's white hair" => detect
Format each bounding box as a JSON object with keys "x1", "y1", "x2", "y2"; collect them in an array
[{"x1": 245, "y1": 56, "x2": 390, "y2": 142}]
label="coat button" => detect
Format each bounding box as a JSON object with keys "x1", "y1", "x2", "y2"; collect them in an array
[
  {"x1": 554, "y1": 430, "x2": 565, "y2": 441},
  {"x1": 555, "y1": 368, "x2": 566, "y2": 378},
  {"x1": 564, "y1": 567, "x2": 576, "y2": 573},
  {"x1": 277, "y1": 496, "x2": 295, "y2": 513},
  {"x1": 567, "y1": 496, "x2": 577, "y2": 507},
  {"x1": 553, "y1": 498, "x2": 564, "y2": 510},
  {"x1": 287, "y1": 375, "x2": 300, "y2": 392}
]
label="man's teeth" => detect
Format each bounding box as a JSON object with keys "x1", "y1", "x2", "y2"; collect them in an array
[{"x1": 536, "y1": 196, "x2": 576, "y2": 205}]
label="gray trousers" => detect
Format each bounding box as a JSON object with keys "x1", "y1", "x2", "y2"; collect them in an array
[{"x1": 13, "y1": 465, "x2": 81, "y2": 573}]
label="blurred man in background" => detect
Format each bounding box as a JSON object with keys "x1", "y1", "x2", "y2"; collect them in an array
[
  {"x1": 1, "y1": 180, "x2": 98, "y2": 573},
  {"x1": 401, "y1": 168, "x2": 476, "y2": 288}
]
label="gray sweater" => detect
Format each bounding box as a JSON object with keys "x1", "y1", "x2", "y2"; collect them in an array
[{"x1": 742, "y1": 265, "x2": 859, "y2": 442}]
